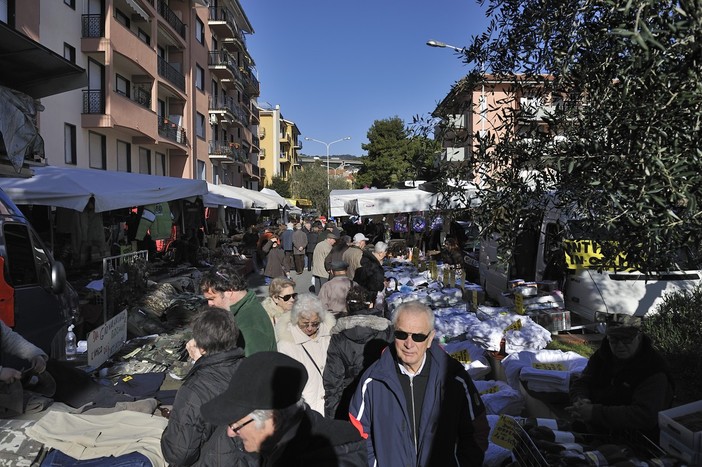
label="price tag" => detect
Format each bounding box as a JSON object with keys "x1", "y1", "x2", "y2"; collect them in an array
[
  {"x1": 491, "y1": 414, "x2": 520, "y2": 450},
  {"x1": 514, "y1": 292, "x2": 525, "y2": 315},
  {"x1": 503, "y1": 319, "x2": 522, "y2": 334},
  {"x1": 472, "y1": 290, "x2": 478, "y2": 311},
  {"x1": 532, "y1": 362, "x2": 566, "y2": 371},
  {"x1": 480, "y1": 385, "x2": 501, "y2": 395},
  {"x1": 449, "y1": 349, "x2": 471, "y2": 364}
]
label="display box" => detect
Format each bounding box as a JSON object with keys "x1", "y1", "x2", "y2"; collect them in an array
[
  {"x1": 531, "y1": 309, "x2": 571, "y2": 333},
  {"x1": 659, "y1": 430, "x2": 701, "y2": 465},
  {"x1": 658, "y1": 400, "x2": 702, "y2": 452}
]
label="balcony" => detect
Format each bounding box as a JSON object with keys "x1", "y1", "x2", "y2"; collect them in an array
[
  {"x1": 208, "y1": 51, "x2": 243, "y2": 84},
  {"x1": 81, "y1": 14, "x2": 104, "y2": 38},
  {"x1": 82, "y1": 89, "x2": 105, "y2": 114},
  {"x1": 208, "y1": 6, "x2": 236, "y2": 38},
  {"x1": 157, "y1": 56, "x2": 185, "y2": 93},
  {"x1": 251, "y1": 135, "x2": 260, "y2": 149},
  {"x1": 158, "y1": 116, "x2": 186, "y2": 145},
  {"x1": 128, "y1": 85, "x2": 152, "y2": 109},
  {"x1": 242, "y1": 67, "x2": 260, "y2": 96},
  {"x1": 157, "y1": 0, "x2": 186, "y2": 39},
  {"x1": 249, "y1": 104, "x2": 260, "y2": 123},
  {"x1": 209, "y1": 96, "x2": 247, "y2": 126}
]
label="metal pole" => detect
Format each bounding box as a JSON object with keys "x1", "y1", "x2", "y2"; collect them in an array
[{"x1": 326, "y1": 142, "x2": 331, "y2": 194}]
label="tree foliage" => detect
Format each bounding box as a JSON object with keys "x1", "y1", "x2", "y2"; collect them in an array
[
  {"x1": 357, "y1": 117, "x2": 440, "y2": 188},
  {"x1": 268, "y1": 175, "x2": 291, "y2": 198},
  {"x1": 289, "y1": 163, "x2": 349, "y2": 216},
  {"x1": 425, "y1": 0, "x2": 702, "y2": 273}
]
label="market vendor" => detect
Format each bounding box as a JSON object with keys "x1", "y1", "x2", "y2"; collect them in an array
[{"x1": 567, "y1": 319, "x2": 674, "y2": 439}]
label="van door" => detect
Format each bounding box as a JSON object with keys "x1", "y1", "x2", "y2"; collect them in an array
[{"x1": 3, "y1": 222, "x2": 67, "y2": 353}]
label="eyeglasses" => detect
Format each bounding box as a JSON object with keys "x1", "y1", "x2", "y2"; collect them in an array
[
  {"x1": 299, "y1": 321, "x2": 321, "y2": 329},
  {"x1": 228, "y1": 418, "x2": 254, "y2": 434},
  {"x1": 277, "y1": 292, "x2": 298, "y2": 302},
  {"x1": 394, "y1": 330, "x2": 432, "y2": 342}
]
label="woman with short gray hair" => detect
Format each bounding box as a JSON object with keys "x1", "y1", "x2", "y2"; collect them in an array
[{"x1": 275, "y1": 293, "x2": 336, "y2": 415}]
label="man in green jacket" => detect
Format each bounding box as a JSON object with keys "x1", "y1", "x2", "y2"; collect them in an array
[{"x1": 201, "y1": 264, "x2": 276, "y2": 356}]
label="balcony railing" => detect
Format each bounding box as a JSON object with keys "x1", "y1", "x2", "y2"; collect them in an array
[
  {"x1": 131, "y1": 86, "x2": 151, "y2": 109},
  {"x1": 208, "y1": 51, "x2": 243, "y2": 83},
  {"x1": 209, "y1": 96, "x2": 247, "y2": 125},
  {"x1": 82, "y1": 89, "x2": 105, "y2": 114},
  {"x1": 242, "y1": 67, "x2": 260, "y2": 96},
  {"x1": 209, "y1": 140, "x2": 234, "y2": 157},
  {"x1": 81, "y1": 14, "x2": 104, "y2": 38},
  {"x1": 158, "y1": 116, "x2": 186, "y2": 144},
  {"x1": 208, "y1": 6, "x2": 236, "y2": 31},
  {"x1": 157, "y1": 0, "x2": 186, "y2": 38},
  {"x1": 251, "y1": 135, "x2": 260, "y2": 148},
  {"x1": 157, "y1": 56, "x2": 185, "y2": 92}
]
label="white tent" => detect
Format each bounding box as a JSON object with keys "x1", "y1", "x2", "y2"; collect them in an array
[
  {"x1": 260, "y1": 188, "x2": 302, "y2": 215},
  {"x1": 0, "y1": 165, "x2": 208, "y2": 212},
  {"x1": 329, "y1": 188, "x2": 439, "y2": 217},
  {"x1": 203, "y1": 183, "x2": 280, "y2": 210}
]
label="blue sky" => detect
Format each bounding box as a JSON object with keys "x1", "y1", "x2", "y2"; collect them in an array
[{"x1": 240, "y1": 0, "x2": 489, "y2": 158}]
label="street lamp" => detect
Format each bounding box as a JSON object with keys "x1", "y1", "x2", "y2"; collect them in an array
[
  {"x1": 304, "y1": 136, "x2": 351, "y2": 194},
  {"x1": 426, "y1": 39, "x2": 465, "y2": 53}
]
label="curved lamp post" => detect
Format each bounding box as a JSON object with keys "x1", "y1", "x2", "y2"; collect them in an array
[
  {"x1": 304, "y1": 136, "x2": 351, "y2": 194},
  {"x1": 426, "y1": 39, "x2": 465, "y2": 53}
]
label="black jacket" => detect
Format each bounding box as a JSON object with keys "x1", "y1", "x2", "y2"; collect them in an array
[
  {"x1": 323, "y1": 314, "x2": 393, "y2": 419},
  {"x1": 259, "y1": 405, "x2": 367, "y2": 467},
  {"x1": 353, "y1": 251, "x2": 385, "y2": 292},
  {"x1": 161, "y1": 347, "x2": 245, "y2": 466}
]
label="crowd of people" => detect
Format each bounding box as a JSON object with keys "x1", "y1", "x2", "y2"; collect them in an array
[{"x1": 152, "y1": 217, "x2": 676, "y2": 466}]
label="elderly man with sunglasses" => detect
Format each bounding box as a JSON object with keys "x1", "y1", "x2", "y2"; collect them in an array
[
  {"x1": 349, "y1": 301, "x2": 489, "y2": 467},
  {"x1": 567, "y1": 318, "x2": 674, "y2": 440}
]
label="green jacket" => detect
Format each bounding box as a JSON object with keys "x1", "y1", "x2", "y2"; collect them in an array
[{"x1": 229, "y1": 290, "x2": 277, "y2": 356}]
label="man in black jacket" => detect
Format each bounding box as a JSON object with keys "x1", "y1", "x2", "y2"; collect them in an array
[{"x1": 202, "y1": 351, "x2": 367, "y2": 466}]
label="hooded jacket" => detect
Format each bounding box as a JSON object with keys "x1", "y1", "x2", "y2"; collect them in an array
[
  {"x1": 349, "y1": 345, "x2": 489, "y2": 467},
  {"x1": 323, "y1": 314, "x2": 393, "y2": 419},
  {"x1": 261, "y1": 296, "x2": 286, "y2": 328},
  {"x1": 354, "y1": 251, "x2": 385, "y2": 292},
  {"x1": 161, "y1": 348, "x2": 246, "y2": 466},
  {"x1": 229, "y1": 290, "x2": 277, "y2": 356},
  {"x1": 275, "y1": 312, "x2": 336, "y2": 415}
]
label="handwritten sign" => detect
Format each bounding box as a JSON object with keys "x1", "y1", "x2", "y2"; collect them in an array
[
  {"x1": 87, "y1": 309, "x2": 127, "y2": 368},
  {"x1": 449, "y1": 349, "x2": 472, "y2": 365},
  {"x1": 533, "y1": 362, "x2": 566, "y2": 371},
  {"x1": 480, "y1": 385, "x2": 501, "y2": 395},
  {"x1": 503, "y1": 319, "x2": 522, "y2": 334},
  {"x1": 491, "y1": 414, "x2": 521, "y2": 450},
  {"x1": 514, "y1": 292, "x2": 525, "y2": 315}
]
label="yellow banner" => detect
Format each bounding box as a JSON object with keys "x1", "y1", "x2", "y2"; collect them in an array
[{"x1": 563, "y1": 239, "x2": 633, "y2": 271}]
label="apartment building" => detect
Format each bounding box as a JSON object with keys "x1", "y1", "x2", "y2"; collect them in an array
[
  {"x1": 3, "y1": 0, "x2": 260, "y2": 187},
  {"x1": 258, "y1": 104, "x2": 302, "y2": 185}
]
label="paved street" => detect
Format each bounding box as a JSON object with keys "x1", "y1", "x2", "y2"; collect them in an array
[{"x1": 248, "y1": 264, "x2": 316, "y2": 300}]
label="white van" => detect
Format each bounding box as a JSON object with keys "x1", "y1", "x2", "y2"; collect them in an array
[
  {"x1": 0, "y1": 187, "x2": 77, "y2": 356},
  {"x1": 479, "y1": 206, "x2": 702, "y2": 322}
]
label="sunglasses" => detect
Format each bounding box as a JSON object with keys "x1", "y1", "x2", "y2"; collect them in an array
[
  {"x1": 228, "y1": 418, "x2": 254, "y2": 434},
  {"x1": 277, "y1": 292, "x2": 298, "y2": 302},
  {"x1": 394, "y1": 330, "x2": 432, "y2": 342}
]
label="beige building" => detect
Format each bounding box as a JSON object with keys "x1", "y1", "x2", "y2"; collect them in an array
[
  {"x1": 258, "y1": 104, "x2": 301, "y2": 185},
  {"x1": 3, "y1": 0, "x2": 261, "y2": 188}
]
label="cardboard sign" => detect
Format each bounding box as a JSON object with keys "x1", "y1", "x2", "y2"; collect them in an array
[
  {"x1": 503, "y1": 319, "x2": 522, "y2": 334},
  {"x1": 491, "y1": 414, "x2": 521, "y2": 450},
  {"x1": 533, "y1": 362, "x2": 566, "y2": 371},
  {"x1": 514, "y1": 292, "x2": 525, "y2": 315},
  {"x1": 87, "y1": 309, "x2": 127, "y2": 368},
  {"x1": 449, "y1": 349, "x2": 472, "y2": 365}
]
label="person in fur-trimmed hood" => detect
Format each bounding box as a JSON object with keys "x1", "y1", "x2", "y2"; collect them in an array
[
  {"x1": 323, "y1": 285, "x2": 393, "y2": 420},
  {"x1": 275, "y1": 294, "x2": 336, "y2": 416},
  {"x1": 260, "y1": 277, "x2": 297, "y2": 329}
]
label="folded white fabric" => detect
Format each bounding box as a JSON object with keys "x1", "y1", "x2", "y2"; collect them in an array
[
  {"x1": 441, "y1": 338, "x2": 491, "y2": 380},
  {"x1": 26, "y1": 410, "x2": 168, "y2": 467},
  {"x1": 474, "y1": 380, "x2": 525, "y2": 416},
  {"x1": 501, "y1": 349, "x2": 588, "y2": 392}
]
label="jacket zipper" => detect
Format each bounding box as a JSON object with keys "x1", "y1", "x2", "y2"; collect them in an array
[{"x1": 410, "y1": 376, "x2": 418, "y2": 456}]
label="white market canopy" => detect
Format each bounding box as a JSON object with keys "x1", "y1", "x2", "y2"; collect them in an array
[
  {"x1": 204, "y1": 183, "x2": 281, "y2": 210},
  {"x1": 260, "y1": 188, "x2": 302, "y2": 215},
  {"x1": 0, "y1": 165, "x2": 208, "y2": 212}
]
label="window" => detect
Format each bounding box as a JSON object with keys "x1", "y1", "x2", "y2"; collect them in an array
[
  {"x1": 155, "y1": 152, "x2": 166, "y2": 176},
  {"x1": 196, "y1": 112, "x2": 206, "y2": 139},
  {"x1": 212, "y1": 164, "x2": 220, "y2": 184},
  {"x1": 64, "y1": 0, "x2": 75, "y2": 8},
  {"x1": 117, "y1": 140, "x2": 131, "y2": 172},
  {"x1": 195, "y1": 64, "x2": 205, "y2": 91},
  {"x1": 115, "y1": 74, "x2": 130, "y2": 97},
  {"x1": 63, "y1": 43, "x2": 76, "y2": 63},
  {"x1": 137, "y1": 28, "x2": 150, "y2": 45},
  {"x1": 64, "y1": 124, "x2": 76, "y2": 164},
  {"x1": 139, "y1": 148, "x2": 151, "y2": 174},
  {"x1": 89, "y1": 132, "x2": 106, "y2": 169},
  {"x1": 195, "y1": 17, "x2": 204, "y2": 44},
  {"x1": 115, "y1": 8, "x2": 129, "y2": 28},
  {"x1": 197, "y1": 160, "x2": 206, "y2": 180}
]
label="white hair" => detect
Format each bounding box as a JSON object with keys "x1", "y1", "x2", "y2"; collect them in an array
[
  {"x1": 290, "y1": 293, "x2": 327, "y2": 323},
  {"x1": 374, "y1": 241, "x2": 388, "y2": 254}
]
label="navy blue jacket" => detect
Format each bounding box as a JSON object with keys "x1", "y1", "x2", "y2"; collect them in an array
[{"x1": 349, "y1": 344, "x2": 489, "y2": 467}]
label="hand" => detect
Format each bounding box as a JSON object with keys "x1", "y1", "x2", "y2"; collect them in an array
[
  {"x1": 186, "y1": 339, "x2": 204, "y2": 362},
  {"x1": 0, "y1": 367, "x2": 21, "y2": 384},
  {"x1": 30, "y1": 355, "x2": 48, "y2": 374},
  {"x1": 566, "y1": 399, "x2": 594, "y2": 422}
]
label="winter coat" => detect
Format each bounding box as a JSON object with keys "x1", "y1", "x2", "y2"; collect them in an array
[
  {"x1": 341, "y1": 245, "x2": 364, "y2": 280},
  {"x1": 324, "y1": 243, "x2": 349, "y2": 273},
  {"x1": 323, "y1": 314, "x2": 393, "y2": 419},
  {"x1": 229, "y1": 290, "x2": 277, "y2": 356},
  {"x1": 275, "y1": 312, "x2": 336, "y2": 415},
  {"x1": 353, "y1": 251, "x2": 385, "y2": 292},
  {"x1": 161, "y1": 348, "x2": 246, "y2": 466},
  {"x1": 263, "y1": 241, "x2": 288, "y2": 278},
  {"x1": 261, "y1": 296, "x2": 286, "y2": 328},
  {"x1": 318, "y1": 276, "x2": 353, "y2": 316},
  {"x1": 196, "y1": 426, "x2": 259, "y2": 467},
  {"x1": 349, "y1": 345, "x2": 489, "y2": 467},
  {"x1": 569, "y1": 333, "x2": 674, "y2": 436},
  {"x1": 312, "y1": 240, "x2": 333, "y2": 279},
  {"x1": 281, "y1": 228, "x2": 294, "y2": 251},
  {"x1": 305, "y1": 229, "x2": 319, "y2": 254},
  {"x1": 292, "y1": 229, "x2": 308, "y2": 255},
  {"x1": 257, "y1": 405, "x2": 367, "y2": 467}
]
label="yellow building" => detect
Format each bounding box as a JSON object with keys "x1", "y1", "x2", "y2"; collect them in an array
[{"x1": 258, "y1": 104, "x2": 301, "y2": 186}]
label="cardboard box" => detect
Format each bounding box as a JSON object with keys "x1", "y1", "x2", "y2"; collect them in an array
[
  {"x1": 659, "y1": 430, "x2": 701, "y2": 465},
  {"x1": 658, "y1": 400, "x2": 702, "y2": 452},
  {"x1": 531, "y1": 310, "x2": 571, "y2": 332}
]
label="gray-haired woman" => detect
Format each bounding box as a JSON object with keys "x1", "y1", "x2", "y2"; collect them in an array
[{"x1": 275, "y1": 293, "x2": 336, "y2": 415}]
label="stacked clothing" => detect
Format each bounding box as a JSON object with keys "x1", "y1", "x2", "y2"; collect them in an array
[
  {"x1": 474, "y1": 380, "x2": 525, "y2": 416},
  {"x1": 441, "y1": 338, "x2": 491, "y2": 380},
  {"x1": 433, "y1": 307, "x2": 481, "y2": 342},
  {"x1": 467, "y1": 313, "x2": 552, "y2": 353},
  {"x1": 501, "y1": 349, "x2": 588, "y2": 392}
]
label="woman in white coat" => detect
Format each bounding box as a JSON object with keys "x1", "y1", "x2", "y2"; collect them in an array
[{"x1": 275, "y1": 293, "x2": 335, "y2": 415}]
